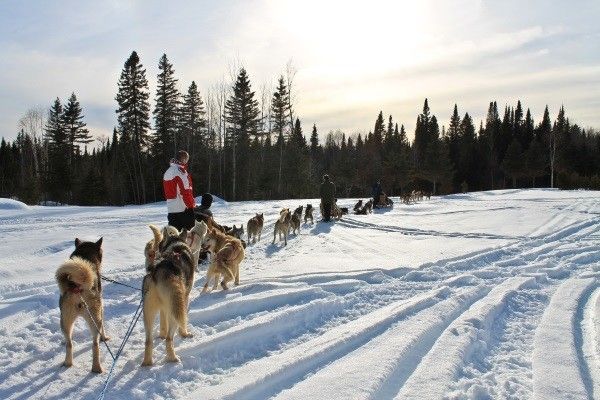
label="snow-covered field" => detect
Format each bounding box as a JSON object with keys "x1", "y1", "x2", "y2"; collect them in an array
[{"x1": 0, "y1": 189, "x2": 599, "y2": 399}]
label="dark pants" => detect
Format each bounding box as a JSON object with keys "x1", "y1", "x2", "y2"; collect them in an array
[
  {"x1": 167, "y1": 208, "x2": 195, "y2": 231},
  {"x1": 322, "y1": 201, "x2": 333, "y2": 221}
]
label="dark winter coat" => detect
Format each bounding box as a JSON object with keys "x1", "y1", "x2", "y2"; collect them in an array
[{"x1": 320, "y1": 180, "x2": 336, "y2": 203}]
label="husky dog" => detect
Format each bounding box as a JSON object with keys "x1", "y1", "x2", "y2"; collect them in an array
[
  {"x1": 363, "y1": 199, "x2": 373, "y2": 214},
  {"x1": 186, "y1": 220, "x2": 208, "y2": 266},
  {"x1": 200, "y1": 228, "x2": 245, "y2": 293},
  {"x1": 304, "y1": 204, "x2": 314, "y2": 224},
  {"x1": 332, "y1": 205, "x2": 343, "y2": 220},
  {"x1": 56, "y1": 237, "x2": 107, "y2": 373},
  {"x1": 353, "y1": 200, "x2": 363, "y2": 213},
  {"x1": 226, "y1": 224, "x2": 244, "y2": 240},
  {"x1": 290, "y1": 206, "x2": 303, "y2": 235},
  {"x1": 145, "y1": 225, "x2": 179, "y2": 272},
  {"x1": 142, "y1": 228, "x2": 194, "y2": 366},
  {"x1": 247, "y1": 213, "x2": 264, "y2": 244},
  {"x1": 273, "y1": 208, "x2": 292, "y2": 245}
]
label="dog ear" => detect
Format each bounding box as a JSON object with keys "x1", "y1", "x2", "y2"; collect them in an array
[
  {"x1": 75, "y1": 238, "x2": 81, "y2": 247},
  {"x1": 96, "y1": 237, "x2": 103, "y2": 248}
]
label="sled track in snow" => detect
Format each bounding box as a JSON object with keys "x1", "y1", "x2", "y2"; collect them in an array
[{"x1": 0, "y1": 196, "x2": 599, "y2": 399}]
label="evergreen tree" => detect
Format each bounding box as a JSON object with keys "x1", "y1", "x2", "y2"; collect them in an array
[
  {"x1": 521, "y1": 108, "x2": 534, "y2": 149},
  {"x1": 179, "y1": 81, "x2": 206, "y2": 150},
  {"x1": 115, "y1": 50, "x2": 151, "y2": 203},
  {"x1": 116, "y1": 51, "x2": 151, "y2": 149},
  {"x1": 225, "y1": 68, "x2": 260, "y2": 200},
  {"x1": 271, "y1": 76, "x2": 290, "y2": 196},
  {"x1": 62, "y1": 92, "x2": 92, "y2": 163},
  {"x1": 413, "y1": 98, "x2": 431, "y2": 168},
  {"x1": 153, "y1": 54, "x2": 180, "y2": 163},
  {"x1": 45, "y1": 98, "x2": 69, "y2": 202},
  {"x1": 502, "y1": 139, "x2": 525, "y2": 187}
]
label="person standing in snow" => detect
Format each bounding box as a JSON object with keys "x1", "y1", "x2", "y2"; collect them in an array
[
  {"x1": 163, "y1": 150, "x2": 196, "y2": 231},
  {"x1": 320, "y1": 174, "x2": 336, "y2": 222},
  {"x1": 372, "y1": 180, "x2": 383, "y2": 206}
]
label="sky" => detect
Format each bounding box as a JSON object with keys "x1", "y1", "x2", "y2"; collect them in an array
[{"x1": 1, "y1": 0, "x2": 599, "y2": 143}]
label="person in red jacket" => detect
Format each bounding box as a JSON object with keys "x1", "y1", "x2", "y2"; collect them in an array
[{"x1": 163, "y1": 150, "x2": 196, "y2": 231}]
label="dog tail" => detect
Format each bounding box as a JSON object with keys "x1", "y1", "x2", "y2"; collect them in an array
[
  {"x1": 149, "y1": 225, "x2": 162, "y2": 250},
  {"x1": 156, "y1": 276, "x2": 187, "y2": 328},
  {"x1": 56, "y1": 257, "x2": 96, "y2": 294}
]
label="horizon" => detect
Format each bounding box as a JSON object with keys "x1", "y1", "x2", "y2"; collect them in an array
[{"x1": 1, "y1": 0, "x2": 599, "y2": 143}]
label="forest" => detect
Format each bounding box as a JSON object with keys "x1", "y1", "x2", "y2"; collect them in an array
[{"x1": 1, "y1": 51, "x2": 599, "y2": 205}]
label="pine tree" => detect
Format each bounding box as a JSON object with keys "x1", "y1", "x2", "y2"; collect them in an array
[
  {"x1": 373, "y1": 111, "x2": 385, "y2": 148},
  {"x1": 62, "y1": 92, "x2": 92, "y2": 167},
  {"x1": 413, "y1": 98, "x2": 431, "y2": 168},
  {"x1": 153, "y1": 54, "x2": 180, "y2": 163},
  {"x1": 502, "y1": 139, "x2": 525, "y2": 187},
  {"x1": 180, "y1": 81, "x2": 207, "y2": 152},
  {"x1": 271, "y1": 76, "x2": 290, "y2": 195},
  {"x1": 522, "y1": 108, "x2": 534, "y2": 149},
  {"x1": 115, "y1": 50, "x2": 151, "y2": 203},
  {"x1": 44, "y1": 98, "x2": 70, "y2": 203},
  {"x1": 116, "y1": 51, "x2": 151, "y2": 149},
  {"x1": 225, "y1": 68, "x2": 260, "y2": 200}
]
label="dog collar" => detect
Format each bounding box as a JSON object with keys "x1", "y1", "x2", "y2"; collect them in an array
[{"x1": 69, "y1": 286, "x2": 83, "y2": 294}]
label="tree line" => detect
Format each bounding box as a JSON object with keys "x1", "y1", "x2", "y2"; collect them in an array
[{"x1": 1, "y1": 50, "x2": 599, "y2": 205}]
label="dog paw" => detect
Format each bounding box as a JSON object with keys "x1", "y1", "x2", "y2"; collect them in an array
[
  {"x1": 165, "y1": 355, "x2": 180, "y2": 363},
  {"x1": 221, "y1": 282, "x2": 229, "y2": 290},
  {"x1": 101, "y1": 335, "x2": 110, "y2": 342},
  {"x1": 63, "y1": 361, "x2": 73, "y2": 368},
  {"x1": 141, "y1": 360, "x2": 153, "y2": 367},
  {"x1": 157, "y1": 335, "x2": 167, "y2": 340},
  {"x1": 91, "y1": 365, "x2": 103, "y2": 374},
  {"x1": 179, "y1": 330, "x2": 194, "y2": 338}
]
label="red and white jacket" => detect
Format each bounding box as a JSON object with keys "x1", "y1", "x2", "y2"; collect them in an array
[{"x1": 163, "y1": 161, "x2": 195, "y2": 213}]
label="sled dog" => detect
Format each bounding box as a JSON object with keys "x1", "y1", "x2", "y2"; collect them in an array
[
  {"x1": 363, "y1": 199, "x2": 373, "y2": 214},
  {"x1": 290, "y1": 206, "x2": 303, "y2": 235},
  {"x1": 142, "y1": 228, "x2": 194, "y2": 366},
  {"x1": 353, "y1": 199, "x2": 363, "y2": 213},
  {"x1": 187, "y1": 220, "x2": 208, "y2": 266},
  {"x1": 247, "y1": 213, "x2": 264, "y2": 244},
  {"x1": 145, "y1": 225, "x2": 179, "y2": 272},
  {"x1": 273, "y1": 208, "x2": 292, "y2": 245},
  {"x1": 56, "y1": 237, "x2": 107, "y2": 373},
  {"x1": 226, "y1": 224, "x2": 244, "y2": 240},
  {"x1": 200, "y1": 228, "x2": 245, "y2": 293},
  {"x1": 304, "y1": 204, "x2": 314, "y2": 224}
]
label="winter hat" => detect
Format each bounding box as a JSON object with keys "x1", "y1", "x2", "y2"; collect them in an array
[{"x1": 201, "y1": 193, "x2": 213, "y2": 207}]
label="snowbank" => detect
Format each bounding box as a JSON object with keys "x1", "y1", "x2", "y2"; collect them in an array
[{"x1": 0, "y1": 198, "x2": 29, "y2": 210}]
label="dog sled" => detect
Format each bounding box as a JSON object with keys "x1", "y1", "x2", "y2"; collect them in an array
[{"x1": 373, "y1": 193, "x2": 394, "y2": 209}]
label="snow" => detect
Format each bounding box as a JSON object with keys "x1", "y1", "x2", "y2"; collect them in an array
[
  {"x1": 0, "y1": 189, "x2": 599, "y2": 399},
  {"x1": 0, "y1": 198, "x2": 29, "y2": 210}
]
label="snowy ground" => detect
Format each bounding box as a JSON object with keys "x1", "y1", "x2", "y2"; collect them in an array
[{"x1": 0, "y1": 189, "x2": 599, "y2": 399}]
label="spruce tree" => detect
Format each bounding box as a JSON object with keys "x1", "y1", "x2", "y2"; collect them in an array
[
  {"x1": 115, "y1": 50, "x2": 151, "y2": 203},
  {"x1": 180, "y1": 81, "x2": 207, "y2": 151},
  {"x1": 62, "y1": 92, "x2": 92, "y2": 166},
  {"x1": 116, "y1": 51, "x2": 151, "y2": 149},
  {"x1": 271, "y1": 76, "x2": 289, "y2": 195},
  {"x1": 45, "y1": 98, "x2": 69, "y2": 202},
  {"x1": 502, "y1": 139, "x2": 525, "y2": 187},
  {"x1": 153, "y1": 54, "x2": 180, "y2": 163},
  {"x1": 225, "y1": 68, "x2": 260, "y2": 200}
]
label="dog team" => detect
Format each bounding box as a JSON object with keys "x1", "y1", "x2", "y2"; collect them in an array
[
  {"x1": 53, "y1": 199, "x2": 320, "y2": 371},
  {"x1": 54, "y1": 150, "x2": 428, "y2": 372}
]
